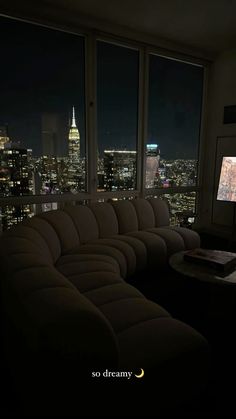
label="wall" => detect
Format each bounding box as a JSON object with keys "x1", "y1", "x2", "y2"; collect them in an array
[
  {"x1": 0, "y1": 0, "x2": 212, "y2": 62},
  {"x1": 198, "y1": 49, "x2": 236, "y2": 237}
]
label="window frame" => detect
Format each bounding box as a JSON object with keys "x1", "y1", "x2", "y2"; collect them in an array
[{"x1": 0, "y1": 13, "x2": 209, "y2": 226}]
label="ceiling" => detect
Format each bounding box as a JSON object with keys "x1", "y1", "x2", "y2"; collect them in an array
[
  {"x1": 45, "y1": 0, "x2": 236, "y2": 54},
  {"x1": 1, "y1": 0, "x2": 236, "y2": 55}
]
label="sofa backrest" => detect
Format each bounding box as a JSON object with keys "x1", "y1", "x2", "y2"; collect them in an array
[
  {"x1": 64, "y1": 205, "x2": 99, "y2": 243},
  {"x1": 37, "y1": 210, "x2": 80, "y2": 254},
  {"x1": 0, "y1": 224, "x2": 54, "y2": 273},
  {"x1": 132, "y1": 198, "x2": 156, "y2": 229},
  {"x1": 111, "y1": 200, "x2": 139, "y2": 233},
  {"x1": 0, "y1": 198, "x2": 170, "y2": 267},
  {"x1": 90, "y1": 202, "x2": 119, "y2": 238},
  {"x1": 23, "y1": 217, "x2": 61, "y2": 263},
  {"x1": 148, "y1": 198, "x2": 170, "y2": 227}
]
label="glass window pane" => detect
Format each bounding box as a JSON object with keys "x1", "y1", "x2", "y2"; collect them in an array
[
  {"x1": 0, "y1": 16, "x2": 85, "y2": 230},
  {"x1": 97, "y1": 41, "x2": 139, "y2": 191},
  {"x1": 146, "y1": 54, "x2": 203, "y2": 189},
  {"x1": 160, "y1": 192, "x2": 196, "y2": 226}
]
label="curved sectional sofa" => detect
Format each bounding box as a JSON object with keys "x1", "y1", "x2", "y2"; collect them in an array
[{"x1": 0, "y1": 197, "x2": 209, "y2": 414}]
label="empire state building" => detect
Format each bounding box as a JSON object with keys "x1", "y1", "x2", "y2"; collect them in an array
[{"x1": 68, "y1": 106, "x2": 80, "y2": 161}]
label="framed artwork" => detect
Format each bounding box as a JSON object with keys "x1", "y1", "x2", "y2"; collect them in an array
[{"x1": 212, "y1": 136, "x2": 236, "y2": 226}]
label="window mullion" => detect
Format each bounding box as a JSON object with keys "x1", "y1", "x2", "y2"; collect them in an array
[
  {"x1": 140, "y1": 48, "x2": 149, "y2": 197},
  {"x1": 86, "y1": 33, "x2": 97, "y2": 201}
]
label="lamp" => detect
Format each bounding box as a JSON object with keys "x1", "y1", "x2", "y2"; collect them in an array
[{"x1": 217, "y1": 156, "x2": 236, "y2": 246}]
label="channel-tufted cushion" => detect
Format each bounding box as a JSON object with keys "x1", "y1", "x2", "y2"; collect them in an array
[
  {"x1": 131, "y1": 198, "x2": 156, "y2": 230},
  {"x1": 126, "y1": 230, "x2": 167, "y2": 268},
  {"x1": 146, "y1": 227, "x2": 185, "y2": 256},
  {"x1": 148, "y1": 197, "x2": 170, "y2": 227},
  {"x1": 37, "y1": 210, "x2": 80, "y2": 253},
  {"x1": 112, "y1": 200, "x2": 139, "y2": 233},
  {"x1": 64, "y1": 204, "x2": 99, "y2": 243},
  {"x1": 90, "y1": 202, "x2": 119, "y2": 237},
  {"x1": 166, "y1": 225, "x2": 200, "y2": 249},
  {"x1": 0, "y1": 197, "x2": 208, "y2": 412}
]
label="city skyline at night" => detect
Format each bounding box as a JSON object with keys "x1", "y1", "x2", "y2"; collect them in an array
[
  {"x1": 0, "y1": 15, "x2": 203, "y2": 159},
  {"x1": 0, "y1": 14, "x2": 202, "y2": 231}
]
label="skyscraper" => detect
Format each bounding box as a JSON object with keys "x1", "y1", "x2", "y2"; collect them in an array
[
  {"x1": 103, "y1": 150, "x2": 136, "y2": 191},
  {"x1": 0, "y1": 144, "x2": 33, "y2": 230},
  {"x1": 67, "y1": 106, "x2": 85, "y2": 192},
  {"x1": 0, "y1": 125, "x2": 10, "y2": 149},
  {"x1": 68, "y1": 106, "x2": 80, "y2": 161},
  {"x1": 146, "y1": 143, "x2": 160, "y2": 188}
]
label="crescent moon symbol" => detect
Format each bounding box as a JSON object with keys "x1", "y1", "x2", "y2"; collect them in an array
[{"x1": 134, "y1": 368, "x2": 144, "y2": 378}]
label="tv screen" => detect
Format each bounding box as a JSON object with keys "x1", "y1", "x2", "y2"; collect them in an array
[{"x1": 217, "y1": 156, "x2": 236, "y2": 202}]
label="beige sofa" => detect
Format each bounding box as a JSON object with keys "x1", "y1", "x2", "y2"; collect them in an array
[{"x1": 0, "y1": 197, "x2": 208, "y2": 414}]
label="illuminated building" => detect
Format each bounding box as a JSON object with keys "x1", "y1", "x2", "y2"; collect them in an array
[
  {"x1": 68, "y1": 106, "x2": 80, "y2": 161},
  {"x1": 103, "y1": 149, "x2": 136, "y2": 191},
  {"x1": 67, "y1": 106, "x2": 85, "y2": 191},
  {"x1": 0, "y1": 125, "x2": 10, "y2": 149},
  {"x1": 0, "y1": 144, "x2": 33, "y2": 230},
  {"x1": 146, "y1": 144, "x2": 160, "y2": 188},
  {"x1": 0, "y1": 144, "x2": 32, "y2": 195},
  {"x1": 97, "y1": 148, "x2": 104, "y2": 190},
  {"x1": 34, "y1": 155, "x2": 71, "y2": 194}
]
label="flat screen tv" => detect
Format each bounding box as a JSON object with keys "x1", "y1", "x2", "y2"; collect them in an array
[{"x1": 217, "y1": 156, "x2": 236, "y2": 202}]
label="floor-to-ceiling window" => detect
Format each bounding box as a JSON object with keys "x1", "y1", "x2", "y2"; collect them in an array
[
  {"x1": 0, "y1": 16, "x2": 85, "y2": 230},
  {"x1": 0, "y1": 14, "x2": 205, "y2": 231},
  {"x1": 97, "y1": 41, "x2": 139, "y2": 192},
  {"x1": 146, "y1": 54, "x2": 203, "y2": 226}
]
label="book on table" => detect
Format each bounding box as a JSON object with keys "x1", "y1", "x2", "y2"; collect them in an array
[{"x1": 184, "y1": 248, "x2": 236, "y2": 273}]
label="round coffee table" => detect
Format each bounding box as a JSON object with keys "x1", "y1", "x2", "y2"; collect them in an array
[
  {"x1": 169, "y1": 250, "x2": 236, "y2": 338},
  {"x1": 169, "y1": 250, "x2": 236, "y2": 286}
]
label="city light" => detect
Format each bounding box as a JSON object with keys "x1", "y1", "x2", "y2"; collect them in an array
[{"x1": 0, "y1": 109, "x2": 197, "y2": 231}]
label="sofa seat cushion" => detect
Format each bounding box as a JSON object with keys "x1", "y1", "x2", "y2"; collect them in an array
[
  {"x1": 117, "y1": 317, "x2": 208, "y2": 369},
  {"x1": 56, "y1": 253, "x2": 120, "y2": 280},
  {"x1": 22, "y1": 286, "x2": 119, "y2": 366},
  {"x1": 3, "y1": 249, "x2": 50, "y2": 274},
  {"x1": 5, "y1": 266, "x2": 75, "y2": 299},
  {"x1": 110, "y1": 235, "x2": 147, "y2": 272},
  {"x1": 57, "y1": 271, "x2": 123, "y2": 293},
  {"x1": 99, "y1": 298, "x2": 170, "y2": 333},
  {"x1": 165, "y1": 226, "x2": 200, "y2": 249},
  {"x1": 117, "y1": 316, "x2": 209, "y2": 403},
  {"x1": 89, "y1": 238, "x2": 136, "y2": 277},
  {"x1": 84, "y1": 282, "x2": 144, "y2": 307},
  {"x1": 125, "y1": 231, "x2": 167, "y2": 269},
  {"x1": 66, "y1": 244, "x2": 127, "y2": 278},
  {"x1": 146, "y1": 227, "x2": 185, "y2": 256}
]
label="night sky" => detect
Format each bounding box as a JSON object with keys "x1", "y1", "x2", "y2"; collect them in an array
[
  {"x1": 148, "y1": 55, "x2": 203, "y2": 159},
  {"x1": 97, "y1": 41, "x2": 139, "y2": 154},
  {"x1": 0, "y1": 16, "x2": 203, "y2": 159},
  {"x1": 0, "y1": 16, "x2": 85, "y2": 156}
]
